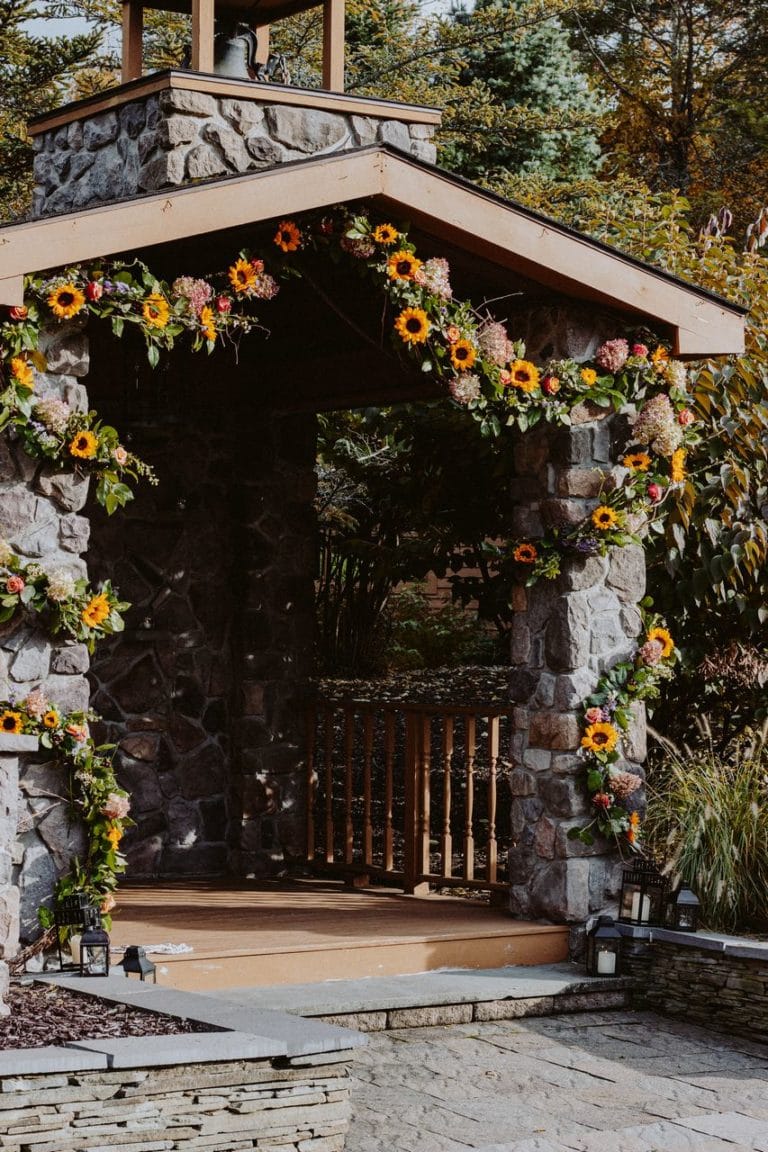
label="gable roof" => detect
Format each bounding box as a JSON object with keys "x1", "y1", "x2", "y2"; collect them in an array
[{"x1": 0, "y1": 145, "x2": 745, "y2": 356}]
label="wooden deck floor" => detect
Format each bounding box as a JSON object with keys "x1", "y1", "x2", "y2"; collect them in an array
[{"x1": 109, "y1": 881, "x2": 569, "y2": 991}]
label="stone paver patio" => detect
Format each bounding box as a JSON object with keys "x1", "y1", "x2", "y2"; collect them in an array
[{"x1": 345, "y1": 1009, "x2": 768, "y2": 1152}]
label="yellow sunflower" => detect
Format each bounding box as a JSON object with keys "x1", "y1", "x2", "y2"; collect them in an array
[
  {"x1": 0, "y1": 710, "x2": 23, "y2": 735},
  {"x1": 394, "y1": 307, "x2": 430, "y2": 345},
  {"x1": 82, "y1": 592, "x2": 110, "y2": 628},
  {"x1": 274, "y1": 220, "x2": 301, "y2": 252},
  {"x1": 580, "y1": 367, "x2": 598, "y2": 386},
  {"x1": 646, "y1": 626, "x2": 674, "y2": 658},
  {"x1": 622, "y1": 452, "x2": 651, "y2": 472},
  {"x1": 581, "y1": 722, "x2": 619, "y2": 754},
  {"x1": 387, "y1": 250, "x2": 422, "y2": 281},
  {"x1": 508, "y1": 360, "x2": 540, "y2": 393},
  {"x1": 651, "y1": 345, "x2": 669, "y2": 369},
  {"x1": 48, "y1": 283, "x2": 85, "y2": 319},
  {"x1": 373, "y1": 223, "x2": 398, "y2": 245},
  {"x1": 591, "y1": 505, "x2": 619, "y2": 530},
  {"x1": 670, "y1": 448, "x2": 686, "y2": 483},
  {"x1": 42, "y1": 710, "x2": 60, "y2": 729},
  {"x1": 228, "y1": 258, "x2": 257, "y2": 294},
  {"x1": 106, "y1": 823, "x2": 122, "y2": 850},
  {"x1": 450, "y1": 339, "x2": 477, "y2": 371},
  {"x1": 10, "y1": 357, "x2": 34, "y2": 389},
  {"x1": 200, "y1": 305, "x2": 216, "y2": 343},
  {"x1": 513, "y1": 543, "x2": 538, "y2": 564},
  {"x1": 142, "y1": 293, "x2": 170, "y2": 330},
  {"x1": 69, "y1": 430, "x2": 99, "y2": 460}
]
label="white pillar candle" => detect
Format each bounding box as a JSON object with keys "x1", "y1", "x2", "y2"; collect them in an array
[
  {"x1": 630, "y1": 892, "x2": 652, "y2": 922},
  {"x1": 69, "y1": 934, "x2": 81, "y2": 965},
  {"x1": 597, "y1": 949, "x2": 617, "y2": 975}
]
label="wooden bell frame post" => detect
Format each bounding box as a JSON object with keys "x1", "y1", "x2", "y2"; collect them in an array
[{"x1": 121, "y1": 0, "x2": 345, "y2": 91}]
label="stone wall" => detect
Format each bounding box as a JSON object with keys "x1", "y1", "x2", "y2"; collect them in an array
[
  {"x1": 31, "y1": 89, "x2": 437, "y2": 217},
  {"x1": 1, "y1": 323, "x2": 93, "y2": 947},
  {"x1": 626, "y1": 931, "x2": 768, "y2": 1044}
]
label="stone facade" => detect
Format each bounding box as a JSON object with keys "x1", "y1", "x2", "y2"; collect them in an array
[{"x1": 31, "y1": 89, "x2": 437, "y2": 217}]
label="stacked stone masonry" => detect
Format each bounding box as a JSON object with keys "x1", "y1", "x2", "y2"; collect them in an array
[
  {"x1": 31, "y1": 89, "x2": 437, "y2": 217},
  {"x1": 0, "y1": 1055, "x2": 352, "y2": 1151}
]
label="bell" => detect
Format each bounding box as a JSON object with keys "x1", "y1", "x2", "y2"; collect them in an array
[{"x1": 213, "y1": 23, "x2": 258, "y2": 80}]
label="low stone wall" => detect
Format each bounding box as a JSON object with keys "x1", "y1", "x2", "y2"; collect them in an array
[{"x1": 624, "y1": 929, "x2": 768, "y2": 1044}]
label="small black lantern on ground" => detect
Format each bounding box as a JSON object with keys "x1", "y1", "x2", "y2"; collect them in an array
[
  {"x1": 79, "y1": 911, "x2": 111, "y2": 977},
  {"x1": 586, "y1": 915, "x2": 622, "y2": 977},
  {"x1": 666, "y1": 885, "x2": 701, "y2": 932},
  {"x1": 121, "y1": 945, "x2": 156, "y2": 983},
  {"x1": 618, "y1": 858, "x2": 668, "y2": 927}
]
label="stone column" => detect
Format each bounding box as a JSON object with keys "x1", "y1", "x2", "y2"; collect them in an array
[
  {"x1": 2, "y1": 322, "x2": 93, "y2": 941},
  {"x1": 0, "y1": 735, "x2": 38, "y2": 1012},
  {"x1": 508, "y1": 413, "x2": 647, "y2": 922}
]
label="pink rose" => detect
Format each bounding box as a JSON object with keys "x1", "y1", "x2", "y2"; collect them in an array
[
  {"x1": 632, "y1": 343, "x2": 649, "y2": 357},
  {"x1": 647, "y1": 483, "x2": 663, "y2": 503},
  {"x1": 215, "y1": 296, "x2": 232, "y2": 314},
  {"x1": 541, "y1": 375, "x2": 561, "y2": 396},
  {"x1": 584, "y1": 706, "x2": 604, "y2": 724},
  {"x1": 112, "y1": 446, "x2": 128, "y2": 466},
  {"x1": 677, "y1": 409, "x2": 694, "y2": 426},
  {"x1": 85, "y1": 281, "x2": 104, "y2": 302},
  {"x1": 6, "y1": 575, "x2": 25, "y2": 594},
  {"x1": 65, "y1": 723, "x2": 88, "y2": 743},
  {"x1": 8, "y1": 306, "x2": 28, "y2": 321}
]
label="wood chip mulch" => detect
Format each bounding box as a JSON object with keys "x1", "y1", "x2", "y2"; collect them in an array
[
  {"x1": 318, "y1": 666, "x2": 514, "y2": 708},
  {"x1": 0, "y1": 982, "x2": 214, "y2": 1049}
]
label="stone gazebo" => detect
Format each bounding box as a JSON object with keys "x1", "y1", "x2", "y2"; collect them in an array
[{"x1": 0, "y1": 8, "x2": 745, "y2": 999}]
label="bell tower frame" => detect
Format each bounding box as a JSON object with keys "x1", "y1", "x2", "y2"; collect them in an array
[{"x1": 120, "y1": 0, "x2": 345, "y2": 91}]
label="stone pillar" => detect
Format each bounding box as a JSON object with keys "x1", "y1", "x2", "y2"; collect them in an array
[
  {"x1": 0, "y1": 735, "x2": 38, "y2": 1012},
  {"x1": 507, "y1": 413, "x2": 647, "y2": 922},
  {"x1": 3, "y1": 322, "x2": 93, "y2": 940}
]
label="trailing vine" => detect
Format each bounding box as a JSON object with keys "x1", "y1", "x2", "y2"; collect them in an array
[{"x1": 0, "y1": 205, "x2": 711, "y2": 915}]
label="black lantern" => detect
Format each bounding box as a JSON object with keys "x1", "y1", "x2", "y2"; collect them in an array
[
  {"x1": 79, "y1": 913, "x2": 111, "y2": 977},
  {"x1": 586, "y1": 915, "x2": 622, "y2": 977},
  {"x1": 666, "y1": 886, "x2": 700, "y2": 932},
  {"x1": 121, "y1": 945, "x2": 156, "y2": 983},
  {"x1": 54, "y1": 893, "x2": 98, "y2": 971},
  {"x1": 618, "y1": 859, "x2": 668, "y2": 927}
]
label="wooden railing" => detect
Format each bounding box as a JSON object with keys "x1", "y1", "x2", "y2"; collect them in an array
[{"x1": 304, "y1": 701, "x2": 514, "y2": 895}]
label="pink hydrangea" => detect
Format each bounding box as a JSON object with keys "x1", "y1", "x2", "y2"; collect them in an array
[
  {"x1": 639, "y1": 638, "x2": 664, "y2": 665},
  {"x1": 609, "y1": 770, "x2": 643, "y2": 801},
  {"x1": 101, "y1": 792, "x2": 131, "y2": 819},
  {"x1": 340, "y1": 236, "x2": 375, "y2": 259},
  {"x1": 478, "y1": 321, "x2": 513, "y2": 366},
  {"x1": 34, "y1": 398, "x2": 71, "y2": 434},
  {"x1": 23, "y1": 689, "x2": 47, "y2": 718},
  {"x1": 422, "y1": 258, "x2": 452, "y2": 300},
  {"x1": 595, "y1": 338, "x2": 629, "y2": 374},
  {"x1": 172, "y1": 276, "x2": 213, "y2": 316},
  {"x1": 449, "y1": 374, "x2": 482, "y2": 405},
  {"x1": 632, "y1": 394, "x2": 683, "y2": 456}
]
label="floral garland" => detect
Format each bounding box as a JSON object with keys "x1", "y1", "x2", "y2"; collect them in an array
[
  {"x1": 0, "y1": 539, "x2": 127, "y2": 652},
  {"x1": 2, "y1": 691, "x2": 130, "y2": 927},
  {"x1": 0, "y1": 206, "x2": 706, "y2": 911}
]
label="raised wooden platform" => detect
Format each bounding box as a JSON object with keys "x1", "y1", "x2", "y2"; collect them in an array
[{"x1": 109, "y1": 881, "x2": 569, "y2": 991}]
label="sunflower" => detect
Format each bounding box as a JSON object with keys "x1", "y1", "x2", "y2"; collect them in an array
[
  {"x1": 591, "y1": 505, "x2": 619, "y2": 530},
  {"x1": 450, "y1": 339, "x2": 477, "y2": 371},
  {"x1": 670, "y1": 448, "x2": 686, "y2": 483},
  {"x1": 200, "y1": 305, "x2": 216, "y2": 343},
  {"x1": 228, "y1": 258, "x2": 257, "y2": 294},
  {"x1": 274, "y1": 220, "x2": 301, "y2": 252},
  {"x1": 646, "y1": 626, "x2": 674, "y2": 658},
  {"x1": 394, "y1": 307, "x2": 430, "y2": 345},
  {"x1": 387, "y1": 250, "x2": 422, "y2": 281},
  {"x1": 82, "y1": 592, "x2": 111, "y2": 628},
  {"x1": 42, "y1": 710, "x2": 60, "y2": 729},
  {"x1": 69, "y1": 430, "x2": 99, "y2": 459},
  {"x1": 580, "y1": 367, "x2": 598, "y2": 386},
  {"x1": 10, "y1": 357, "x2": 34, "y2": 389},
  {"x1": 106, "y1": 823, "x2": 122, "y2": 850},
  {"x1": 651, "y1": 345, "x2": 669, "y2": 369},
  {"x1": 581, "y1": 721, "x2": 619, "y2": 754},
  {"x1": 0, "y1": 710, "x2": 23, "y2": 735},
  {"x1": 508, "y1": 359, "x2": 540, "y2": 392},
  {"x1": 142, "y1": 293, "x2": 170, "y2": 329},
  {"x1": 513, "y1": 543, "x2": 538, "y2": 564},
  {"x1": 373, "y1": 223, "x2": 398, "y2": 245},
  {"x1": 622, "y1": 452, "x2": 651, "y2": 472},
  {"x1": 48, "y1": 283, "x2": 85, "y2": 319}
]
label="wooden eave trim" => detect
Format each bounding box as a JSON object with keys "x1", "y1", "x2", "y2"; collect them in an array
[
  {"x1": 0, "y1": 148, "x2": 745, "y2": 356},
  {"x1": 28, "y1": 71, "x2": 442, "y2": 137}
]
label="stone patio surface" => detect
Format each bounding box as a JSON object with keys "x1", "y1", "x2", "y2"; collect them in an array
[{"x1": 343, "y1": 1009, "x2": 768, "y2": 1152}]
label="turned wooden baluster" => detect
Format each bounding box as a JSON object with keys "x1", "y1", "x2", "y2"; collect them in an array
[
  {"x1": 305, "y1": 704, "x2": 316, "y2": 861},
  {"x1": 383, "y1": 711, "x2": 395, "y2": 872},
  {"x1": 362, "y1": 711, "x2": 374, "y2": 868},
  {"x1": 343, "y1": 707, "x2": 355, "y2": 865},
  {"x1": 486, "y1": 714, "x2": 499, "y2": 884},
  {"x1": 417, "y1": 712, "x2": 432, "y2": 880},
  {"x1": 323, "y1": 707, "x2": 335, "y2": 864},
  {"x1": 463, "y1": 715, "x2": 476, "y2": 881},
  {"x1": 440, "y1": 715, "x2": 454, "y2": 878}
]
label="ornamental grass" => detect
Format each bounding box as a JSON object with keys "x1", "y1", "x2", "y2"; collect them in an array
[{"x1": 645, "y1": 727, "x2": 768, "y2": 933}]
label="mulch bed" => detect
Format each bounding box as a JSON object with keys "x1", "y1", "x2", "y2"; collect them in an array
[
  {"x1": 317, "y1": 666, "x2": 514, "y2": 707},
  {"x1": 0, "y1": 982, "x2": 213, "y2": 1049}
]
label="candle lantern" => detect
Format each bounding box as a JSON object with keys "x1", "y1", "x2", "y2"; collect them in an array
[
  {"x1": 53, "y1": 892, "x2": 98, "y2": 970},
  {"x1": 79, "y1": 913, "x2": 111, "y2": 977},
  {"x1": 666, "y1": 885, "x2": 700, "y2": 932},
  {"x1": 618, "y1": 858, "x2": 667, "y2": 927},
  {"x1": 121, "y1": 945, "x2": 157, "y2": 983},
  {"x1": 586, "y1": 915, "x2": 622, "y2": 977}
]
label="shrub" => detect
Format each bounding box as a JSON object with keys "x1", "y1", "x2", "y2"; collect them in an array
[
  {"x1": 645, "y1": 727, "x2": 768, "y2": 932},
  {"x1": 384, "y1": 589, "x2": 502, "y2": 671}
]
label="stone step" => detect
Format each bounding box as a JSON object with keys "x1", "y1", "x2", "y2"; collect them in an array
[{"x1": 212, "y1": 962, "x2": 635, "y2": 1031}]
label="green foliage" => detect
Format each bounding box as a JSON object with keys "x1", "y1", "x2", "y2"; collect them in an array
[
  {"x1": 645, "y1": 729, "x2": 768, "y2": 932},
  {"x1": 384, "y1": 588, "x2": 500, "y2": 671}
]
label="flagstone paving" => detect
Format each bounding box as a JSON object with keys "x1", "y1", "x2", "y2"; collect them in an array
[{"x1": 345, "y1": 1010, "x2": 768, "y2": 1152}]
